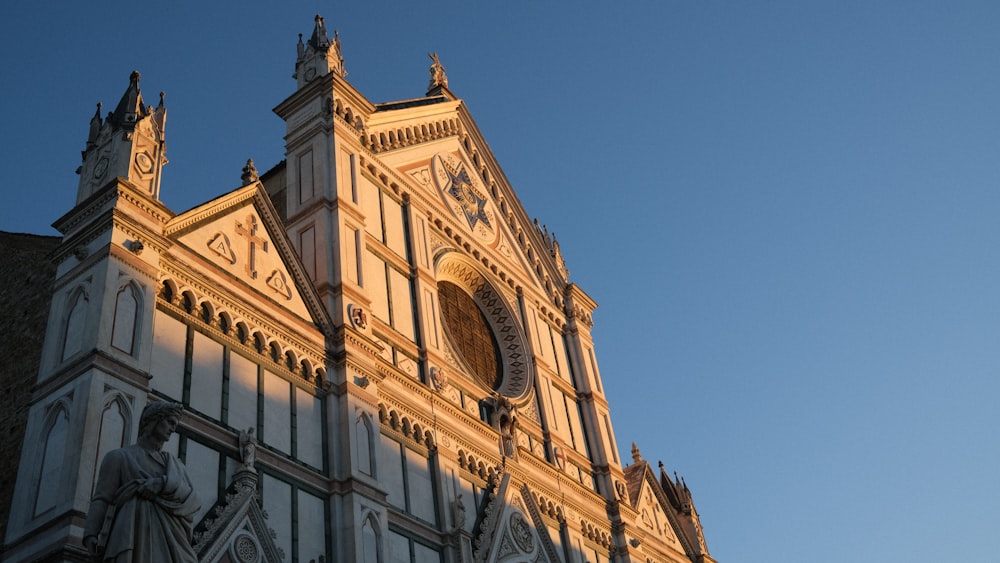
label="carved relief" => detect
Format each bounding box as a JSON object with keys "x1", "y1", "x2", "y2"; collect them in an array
[
  {"x1": 265, "y1": 270, "x2": 292, "y2": 300},
  {"x1": 234, "y1": 215, "x2": 268, "y2": 279},
  {"x1": 432, "y1": 153, "x2": 498, "y2": 245},
  {"x1": 207, "y1": 232, "x2": 237, "y2": 264}
]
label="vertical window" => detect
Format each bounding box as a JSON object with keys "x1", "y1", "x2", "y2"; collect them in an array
[
  {"x1": 93, "y1": 399, "x2": 128, "y2": 495},
  {"x1": 299, "y1": 226, "x2": 317, "y2": 281},
  {"x1": 603, "y1": 414, "x2": 618, "y2": 464},
  {"x1": 298, "y1": 150, "x2": 315, "y2": 204},
  {"x1": 35, "y1": 405, "x2": 70, "y2": 515},
  {"x1": 62, "y1": 290, "x2": 87, "y2": 360},
  {"x1": 357, "y1": 413, "x2": 373, "y2": 476},
  {"x1": 362, "y1": 516, "x2": 380, "y2": 563},
  {"x1": 343, "y1": 225, "x2": 360, "y2": 284},
  {"x1": 111, "y1": 283, "x2": 139, "y2": 354}
]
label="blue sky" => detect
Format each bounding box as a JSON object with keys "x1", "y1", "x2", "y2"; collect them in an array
[{"x1": 3, "y1": 2, "x2": 999, "y2": 561}]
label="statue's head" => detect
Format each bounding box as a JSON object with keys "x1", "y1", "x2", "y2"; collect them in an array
[{"x1": 139, "y1": 401, "x2": 184, "y2": 439}]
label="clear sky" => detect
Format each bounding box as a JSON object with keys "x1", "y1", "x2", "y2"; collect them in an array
[{"x1": 2, "y1": 2, "x2": 998, "y2": 562}]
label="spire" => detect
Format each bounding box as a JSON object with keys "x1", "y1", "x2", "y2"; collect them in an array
[
  {"x1": 75, "y1": 71, "x2": 167, "y2": 204},
  {"x1": 86, "y1": 102, "x2": 103, "y2": 150},
  {"x1": 294, "y1": 14, "x2": 345, "y2": 87},
  {"x1": 308, "y1": 14, "x2": 331, "y2": 51},
  {"x1": 108, "y1": 70, "x2": 149, "y2": 130}
]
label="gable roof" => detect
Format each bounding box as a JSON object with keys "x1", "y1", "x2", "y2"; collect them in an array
[{"x1": 163, "y1": 182, "x2": 333, "y2": 337}]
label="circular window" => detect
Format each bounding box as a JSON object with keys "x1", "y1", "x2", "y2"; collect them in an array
[
  {"x1": 435, "y1": 256, "x2": 533, "y2": 400},
  {"x1": 438, "y1": 281, "x2": 501, "y2": 390}
]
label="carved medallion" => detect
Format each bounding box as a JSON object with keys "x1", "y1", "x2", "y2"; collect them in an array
[
  {"x1": 135, "y1": 151, "x2": 154, "y2": 174},
  {"x1": 432, "y1": 153, "x2": 497, "y2": 244},
  {"x1": 94, "y1": 156, "x2": 109, "y2": 179},
  {"x1": 510, "y1": 512, "x2": 535, "y2": 553}
]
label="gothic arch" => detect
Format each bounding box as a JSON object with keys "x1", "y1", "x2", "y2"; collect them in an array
[
  {"x1": 360, "y1": 511, "x2": 381, "y2": 563},
  {"x1": 34, "y1": 398, "x2": 72, "y2": 516},
  {"x1": 355, "y1": 410, "x2": 375, "y2": 476},
  {"x1": 91, "y1": 393, "x2": 132, "y2": 495},
  {"x1": 111, "y1": 279, "x2": 143, "y2": 355},
  {"x1": 61, "y1": 285, "x2": 89, "y2": 361}
]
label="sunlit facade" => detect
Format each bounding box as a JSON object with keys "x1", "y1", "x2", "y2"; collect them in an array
[{"x1": 2, "y1": 15, "x2": 716, "y2": 563}]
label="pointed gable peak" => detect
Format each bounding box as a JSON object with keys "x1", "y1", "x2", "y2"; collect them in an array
[
  {"x1": 108, "y1": 70, "x2": 148, "y2": 129},
  {"x1": 74, "y1": 71, "x2": 167, "y2": 205},
  {"x1": 294, "y1": 14, "x2": 345, "y2": 87},
  {"x1": 308, "y1": 14, "x2": 331, "y2": 50}
]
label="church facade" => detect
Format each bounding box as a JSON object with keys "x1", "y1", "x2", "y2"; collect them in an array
[{"x1": 2, "y1": 16, "x2": 716, "y2": 563}]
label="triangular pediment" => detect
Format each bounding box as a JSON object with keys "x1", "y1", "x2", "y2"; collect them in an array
[
  {"x1": 474, "y1": 473, "x2": 559, "y2": 563},
  {"x1": 193, "y1": 469, "x2": 284, "y2": 563},
  {"x1": 164, "y1": 183, "x2": 331, "y2": 333},
  {"x1": 368, "y1": 100, "x2": 568, "y2": 297},
  {"x1": 633, "y1": 473, "x2": 683, "y2": 549},
  {"x1": 398, "y1": 149, "x2": 537, "y2": 280}
]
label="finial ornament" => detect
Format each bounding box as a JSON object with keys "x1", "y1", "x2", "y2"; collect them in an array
[
  {"x1": 295, "y1": 14, "x2": 345, "y2": 86},
  {"x1": 428, "y1": 52, "x2": 448, "y2": 90},
  {"x1": 631, "y1": 442, "x2": 642, "y2": 463},
  {"x1": 241, "y1": 158, "x2": 259, "y2": 184}
]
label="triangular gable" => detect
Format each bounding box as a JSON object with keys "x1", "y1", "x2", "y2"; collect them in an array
[
  {"x1": 164, "y1": 183, "x2": 332, "y2": 334},
  {"x1": 633, "y1": 472, "x2": 683, "y2": 550},
  {"x1": 474, "y1": 473, "x2": 559, "y2": 563},
  {"x1": 395, "y1": 149, "x2": 541, "y2": 288},
  {"x1": 193, "y1": 468, "x2": 284, "y2": 563}
]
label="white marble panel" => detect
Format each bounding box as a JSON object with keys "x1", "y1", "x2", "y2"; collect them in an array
[
  {"x1": 406, "y1": 448, "x2": 435, "y2": 524},
  {"x1": 228, "y1": 352, "x2": 258, "y2": 433},
  {"x1": 296, "y1": 388, "x2": 322, "y2": 468},
  {"x1": 184, "y1": 439, "x2": 219, "y2": 523},
  {"x1": 389, "y1": 268, "x2": 414, "y2": 340},
  {"x1": 150, "y1": 310, "x2": 186, "y2": 401},
  {"x1": 263, "y1": 371, "x2": 291, "y2": 454},
  {"x1": 378, "y1": 434, "x2": 405, "y2": 509},
  {"x1": 189, "y1": 331, "x2": 223, "y2": 419},
  {"x1": 262, "y1": 473, "x2": 292, "y2": 560},
  {"x1": 297, "y1": 489, "x2": 326, "y2": 562}
]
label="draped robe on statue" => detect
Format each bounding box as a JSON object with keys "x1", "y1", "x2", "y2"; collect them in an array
[{"x1": 85, "y1": 445, "x2": 200, "y2": 562}]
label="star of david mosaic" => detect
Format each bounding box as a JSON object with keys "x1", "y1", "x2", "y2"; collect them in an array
[{"x1": 445, "y1": 164, "x2": 491, "y2": 230}]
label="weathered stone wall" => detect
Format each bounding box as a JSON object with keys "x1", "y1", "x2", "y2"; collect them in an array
[{"x1": 0, "y1": 231, "x2": 59, "y2": 545}]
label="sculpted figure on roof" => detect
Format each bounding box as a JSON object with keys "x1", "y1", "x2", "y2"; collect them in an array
[{"x1": 428, "y1": 52, "x2": 449, "y2": 89}]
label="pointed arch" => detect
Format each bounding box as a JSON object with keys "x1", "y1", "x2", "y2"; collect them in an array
[
  {"x1": 356, "y1": 410, "x2": 375, "y2": 476},
  {"x1": 34, "y1": 400, "x2": 72, "y2": 515},
  {"x1": 361, "y1": 511, "x2": 381, "y2": 563},
  {"x1": 111, "y1": 280, "x2": 142, "y2": 355},
  {"x1": 91, "y1": 394, "x2": 132, "y2": 496},
  {"x1": 61, "y1": 286, "x2": 89, "y2": 360}
]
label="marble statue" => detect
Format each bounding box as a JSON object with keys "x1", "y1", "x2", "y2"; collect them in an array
[
  {"x1": 239, "y1": 426, "x2": 257, "y2": 470},
  {"x1": 83, "y1": 401, "x2": 200, "y2": 562},
  {"x1": 428, "y1": 52, "x2": 448, "y2": 89}
]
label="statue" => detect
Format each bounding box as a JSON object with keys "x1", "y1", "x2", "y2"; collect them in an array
[
  {"x1": 83, "y1": 401, "x2": 200, "y2": 562},
  {"x1": 452, "y1": 493, "x2": 467, "y2": 531},
  {"x1": 493, "y1": 397, "x2": 517, "y2": 458},
  {"x1": 428, "y1": 52, "x2": 448, "y2": 90},
  {"x1": 239, "y1": 427, "x2": 257, "y2": 470}
]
